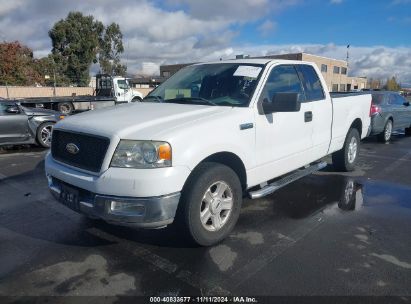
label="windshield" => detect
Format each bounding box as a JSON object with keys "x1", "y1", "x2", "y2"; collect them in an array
[
  {"x1": 145, "y1": 63, "x2": 264, "y2": 107},
  {"x1": 117, "y1": 79, "x2": 129, "y2": 90}
]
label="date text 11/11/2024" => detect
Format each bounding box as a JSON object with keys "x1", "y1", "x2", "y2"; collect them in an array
[{"x1": 149, "y1": 296, "x2": 258, "y2": 303}]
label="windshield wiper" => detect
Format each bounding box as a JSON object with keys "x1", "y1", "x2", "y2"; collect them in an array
[
  {"x1": 143, "y1": 95, "x2": 163, "y2": 102},
  {"x1": 165, "y1": 97, "x2": 217, "y2": 106}
]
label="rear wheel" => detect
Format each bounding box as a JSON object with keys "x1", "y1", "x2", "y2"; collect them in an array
[
  {"x1": 36, "y1": 122, "x2": 54, "y2": 148},
  {"x1": 131, "y1": 97, "x2": 142, "y2": 102},
  {"x1": 332, "y1": 128, "x2": 360, "y2": 172},
  {"x1": 405, "y1": 127, "x2": 411, "y2": 136},
  {"x1": 177, "y1": 162, "x2": 242, "y2": 246},
  {"x1": 57, "y1": 102, "x2": 74, "y2": 115},
  {"x1": 378, "y1": 120, "x2": 393, "y2": 142}
]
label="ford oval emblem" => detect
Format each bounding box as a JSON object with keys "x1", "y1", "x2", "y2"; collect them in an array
[{"x1": 66, "y1": 143, "x2": 79, "y2": 155}]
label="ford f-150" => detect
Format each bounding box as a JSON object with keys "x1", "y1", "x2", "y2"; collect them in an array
[{"x1": 45, "y1": 59, "x2": 372, "y2": 246}]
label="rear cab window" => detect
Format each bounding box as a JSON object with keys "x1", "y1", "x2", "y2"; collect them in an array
[{"x1": 295, "y1": 65, "x2": 325, "y2": 101}]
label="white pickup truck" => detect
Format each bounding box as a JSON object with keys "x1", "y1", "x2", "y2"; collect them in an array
[{"x1": 45, "y1": 59, "x2": 371, "y2": 246}]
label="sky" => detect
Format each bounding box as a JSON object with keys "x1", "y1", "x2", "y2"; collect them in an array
[{"x1": 0, "y1": 0, "x2": 411, "y2": 86}]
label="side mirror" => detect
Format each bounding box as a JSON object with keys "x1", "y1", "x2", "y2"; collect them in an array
[
  {"x1": 6, "y1": 106, "x2": 20, "y2": 114},
  {"x1": 261, "y1": 92, "x2": 301, "y2": 114},
  {"x1": 404, "y1": 101, "x2": 410, "y2": 107}
]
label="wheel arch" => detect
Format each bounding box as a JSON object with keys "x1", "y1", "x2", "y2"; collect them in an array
[
  {"x1": 187, "y1": 152, "x2": 247, "y2": 191},
  {"x1": 349, "y1": 118, "x2": 363, "y2": 137}
]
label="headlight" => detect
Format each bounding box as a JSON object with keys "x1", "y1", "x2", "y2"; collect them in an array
[{"x1": 110, "y1": 140, "x2": 172, "y2": 168}]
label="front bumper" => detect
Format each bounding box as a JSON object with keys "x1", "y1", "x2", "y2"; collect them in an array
[{"x1": 47, "y1": 175, "x2": 181, "y2": 228}]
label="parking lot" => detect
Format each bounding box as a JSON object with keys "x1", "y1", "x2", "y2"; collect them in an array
[{"x1": 0, "y1": 135, "x2": 411, "y2": 298}]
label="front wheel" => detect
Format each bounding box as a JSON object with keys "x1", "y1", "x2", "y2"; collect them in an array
[
  {"x1": 177, "y1": 162, "x2": 242, "y2": 246},
  {"x1": 131, "y1": 97, "x2": 142, "y2": 102},
  {"x1": 36, "y1": 122, "x2": 55, "y2": 148},
  {"x1": 332, "y1": 128, "x2": 360, "y2": 172}
]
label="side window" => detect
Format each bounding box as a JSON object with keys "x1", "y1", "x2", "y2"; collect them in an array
[
  {"x1": 387, "y1": 94, "x2": 400, "y2": 105},
  {"x1": 0, "y1": 103, "x2": 15, "y2": 116},
  {"x1": 393, "y1": 94, "x2": 405, "y2": 105},
  {"x1": 0, "y1": 103, "x2": 6, "y2": 115},
  {"x1": 296, "y1": 65, "x2": 325, "y2": 101},
  {"x1": 260, "y1": 65, "x2": 305, "y2": 104}
]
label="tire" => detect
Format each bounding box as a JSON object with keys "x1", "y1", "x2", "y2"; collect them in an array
[
  {"x1": 177, "y1": 162, "x2": 242, "y2": 246},
  {"x1": 332, "y1": 128, "x2": 360, "y2": 172},
  {"x1": 405, "y1": 127, "x2": 411, "y2": 136},
  {"x1": 378, "y1": 120, "x2": 393, "y2": 142},
  {"x1": 36, "y1": 122, "x2": 54, "y2": 148},
  {"x1": 57, "y1": 102, "x2": 74, "y2": 114},
  {"x1": 131, "y1": 97, "x2": 142, "y2": 102}
]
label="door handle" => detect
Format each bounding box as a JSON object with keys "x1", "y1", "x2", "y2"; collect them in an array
[{"x1": 304, "y1": 111, "x2": 313, "y2": 122}]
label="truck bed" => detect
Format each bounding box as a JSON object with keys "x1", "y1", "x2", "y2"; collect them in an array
[{"x1": 329, "y1": 92, "x2": 372, "y2": 154}]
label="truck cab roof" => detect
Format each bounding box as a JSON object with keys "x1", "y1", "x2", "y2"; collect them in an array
[{"x1": 192, "y1": 58, "x2": 316, "y2": 66}]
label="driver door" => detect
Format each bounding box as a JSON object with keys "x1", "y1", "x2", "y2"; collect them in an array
[
  {"x1": 254, "y1": 65, "x2": 313, "y2": 184},
  {"x1": 116, "y1": 79, "x2": 131, "y2": 103},
  {"x1": 0, "y1": 103, "x2": 30, "y2": 144}
]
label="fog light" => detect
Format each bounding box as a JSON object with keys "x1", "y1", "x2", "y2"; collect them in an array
[{"x1": 110, "y1": 200, "x2": 145, "y2": 215}]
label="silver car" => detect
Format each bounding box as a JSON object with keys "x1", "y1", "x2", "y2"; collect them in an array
[
  {"x1": 0, "y1": 99, "x2": 65, "y2": 148},
  {"x1": 369, "y1": 91, "x2": 411, "y2": 142}
]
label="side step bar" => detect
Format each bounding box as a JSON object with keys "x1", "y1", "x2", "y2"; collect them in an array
[{"x1": 248, "y1": 161, "x2": 327, "y2": 199}]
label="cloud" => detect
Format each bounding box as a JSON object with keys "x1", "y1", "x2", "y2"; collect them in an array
[
  {"x1": 238, "y1": 43, "x2": 411, "y2": 85},
  {"x1": 258, "y1": 20, "x2": 277, "y2": 36},
  {"x1": 166, "y1": 0, "x2": 300, "y2": 21}
]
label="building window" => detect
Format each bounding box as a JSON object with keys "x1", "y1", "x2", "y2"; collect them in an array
[
  {"x1": 341, "y1": 67, "x2": 347, "y2": 75},
  {"x1": 333, "y1": 66, "x2": 340, "y2": 74},
  {"x1": 332, "y1": 84, "x2": 339, "y2": 92},
  {"x1": 340, "y1": 84, "x2": 346, "y2": 92},
  {"x1": 162, "y1": 71, "x2": 171, "y2": 77},
  {"x1": 321, "y1": 64, "x2": 328, "y2": 73}
]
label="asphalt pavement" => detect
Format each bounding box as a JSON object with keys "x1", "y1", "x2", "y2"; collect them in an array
[{"x1": 0, "y1": 135, "x2": 411, "y2": 300}]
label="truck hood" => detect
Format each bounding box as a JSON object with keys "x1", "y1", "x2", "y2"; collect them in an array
[{"x1": 55, "y1": 102, "x2": 231, "y2": 140}]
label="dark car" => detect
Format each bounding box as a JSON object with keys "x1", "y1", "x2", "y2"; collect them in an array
[
  {"x1": 0, "y1": 99, "x2": 64, "y2": 148},
  {"x1": 369, "y1": 91, "x2": 411, "y2": 142}
]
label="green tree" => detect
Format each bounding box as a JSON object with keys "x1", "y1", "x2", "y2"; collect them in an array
[
  {"x1": 384, "y1": 76, "x2": 401, "y2": 91},
  {"x1": 99, "y1": 23, "x2": 127, "y2": 75},
  {"x1": 0, "y1": 41, "x2": 43, "y2": 86},
  {"x1": 49, "y1": 12, "x2": 104, "y2": 86},
  {"x1": 32, "y1": 55, "x2": 71, "y2": 87}
]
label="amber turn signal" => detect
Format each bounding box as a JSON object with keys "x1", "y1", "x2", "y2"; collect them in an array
[{"x1": 158, "y1": 143, "x2": 172, "y2": 161}]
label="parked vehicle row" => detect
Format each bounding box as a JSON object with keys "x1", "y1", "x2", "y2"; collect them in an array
[
  {"x1": 2, "y1": 59, "x2": 411, "y2": 247},
  {"x1": 0, "y1": 97, "x2": 65, "y2": 148}
]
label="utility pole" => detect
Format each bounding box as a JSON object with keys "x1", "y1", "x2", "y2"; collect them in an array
[
  {"x1": 53, "y1": 69, "x2": 57, "y2": 97},
  {"x1": 6, "y1": 82, "x2": 9, "y2": 99},
  {"x1": 346, "y1": 44, "x2": 350, "y2": 69}
]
